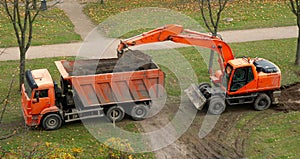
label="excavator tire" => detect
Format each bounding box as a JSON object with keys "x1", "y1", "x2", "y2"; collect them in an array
[
  {"x1": 254, "y1": 93, "x2": 271, "y2": 111},
  {"x1": 208, "y1": 96, "x2": 226, "y2": 115},
  {"x1": 198, "y1": 82, "x2": 211, "y2": 91}
]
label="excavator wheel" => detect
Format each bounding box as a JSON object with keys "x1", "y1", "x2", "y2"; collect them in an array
[
  {"x1": 198, "y1": 82, "x2": 211, "y2": 91},
  {"x1": 208, "y1": 96, "x2": 226, "y2": 115},
  {"x1": 254, "y1": 93, "x2": 271, "y2": 111},
  {"x1": 198, "y1": 82, "x2": 211, "y2": 99}
]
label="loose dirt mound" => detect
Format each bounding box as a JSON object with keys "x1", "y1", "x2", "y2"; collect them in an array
[
  {"x1": 276, "y1": 82, "x2": 300, "y2": 112},
  {"x1": 65, "y1": 50, "x2": 157, "y2": 76}
]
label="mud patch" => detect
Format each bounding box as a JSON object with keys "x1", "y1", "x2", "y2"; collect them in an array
[{"x1": 276, "y1": 82, "x2": 300, "y2": 112}]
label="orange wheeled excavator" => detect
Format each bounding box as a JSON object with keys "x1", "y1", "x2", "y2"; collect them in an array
[{"x1": 117, "y1": 24, "x2": 281, "y2": 115}]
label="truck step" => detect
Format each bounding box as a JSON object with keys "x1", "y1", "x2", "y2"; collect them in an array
[
  {"x1": 65, "y1": 108, "x2": 103, "y2": 116},
  {"x1": 65, "y1": 114, "x2": 105, "y2": 123},
  {"x1": 64, "y1": 108, "x2": 104, "y2": 123}
]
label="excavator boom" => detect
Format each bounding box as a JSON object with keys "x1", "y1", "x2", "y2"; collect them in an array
[
  {"x1": 117, "y1": 24, "x2": 234, "y2": 67},
  {"x1": 117, "y1": 24, "x2": 183, "y2": 55}
]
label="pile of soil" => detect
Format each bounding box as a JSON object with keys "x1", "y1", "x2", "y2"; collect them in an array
[
  {"x1": 67, "y1": 50, "x2": 157, "y2": 76},
  {"x1": 276, "y1": 82, "x2": 300, "y2": 112}
]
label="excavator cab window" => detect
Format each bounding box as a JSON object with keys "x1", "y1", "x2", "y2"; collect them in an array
[
  {"x1": 230, "y1": 67, "x2": 254, "y2": 92},
  {"x1": 222, "y1": 65, "x2": 233, "y2": 89}
]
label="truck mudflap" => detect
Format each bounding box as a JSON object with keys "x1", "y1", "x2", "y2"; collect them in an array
[{"x1": 184, "y1": 84, "x2": 207, "y2": 110}]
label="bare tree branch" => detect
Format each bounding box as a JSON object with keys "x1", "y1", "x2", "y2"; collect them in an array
[
  {"x1": 0, "y1": 68, "x2": 18, "y2": 125},
  {"x1": 0, "y1": 49, "x2": 5, "y2": 56},
  {"x1": 198, "y1": 0, "x2": 229, "y2": 35},
  {"x1": 198, "y1": 0, "x2": 213, "y2": 33},
  {"x1": 207, "y1": 0, "x2": 215, "y2": 31},
  {"x1": 289, "y1": 0, "x2": 297, "y2": 15},
  {"x1": 1, "y1": 0, "x2": 41, "y2": 90},
  {"x1": 0, "y1": 130, "x2": 17, "y2": 140}
]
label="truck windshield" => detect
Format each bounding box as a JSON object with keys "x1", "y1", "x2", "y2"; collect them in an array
[
  {"x1": 24, "y1": 79, "x2": 32, "y2": 98},
  {"x1": 222, "y1": 64, "x2": 233, "y2": 89}
]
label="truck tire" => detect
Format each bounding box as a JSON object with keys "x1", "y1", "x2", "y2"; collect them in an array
[
  {"x1": 106, "y1": 106, "x2": 125, "y2": 122},
  {"x1": 131, "y1": 104, "x2": 149, "y2": 121},
  {"x1": 208, "y1": 96, "x2": 226, "y2": 115},
  {"x1": 254, "y1": 93, "x2": 271, "y2": 111},
  {"x1": 42, "y1": 113, "x2": 62, "y2": 130}
]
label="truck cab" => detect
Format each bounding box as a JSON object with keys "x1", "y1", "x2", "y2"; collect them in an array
[{"x1": 22, "y1": 69, "x2": 60, "y2": 128}]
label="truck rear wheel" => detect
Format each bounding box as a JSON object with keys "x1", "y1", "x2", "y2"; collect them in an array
[
  {"x1": 131, "y1": 104, "x2": 149, "y2": 121},
  {"x1": 254, "y1": 93, "x2": 271, "y2": 111},
  {"x1": 208, "y1": 96, "x2": 226, "y2": 115},
  {"x1": 106, "y1": 106, "x2": 125, "y2": 122},
  {"x1": 42, "y1": 113, "x2": 62, "y2": 130}
]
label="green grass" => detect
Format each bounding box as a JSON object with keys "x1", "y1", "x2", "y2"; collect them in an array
[
  {"x1": 0, "y1": 38, "x2": 299, "y2": 158},
  {"x1": 230, "y1": 38, "x2": 300, "y2": 85},
  {"x1": 192, "y1": 0, "x2": 296, "y2": 30},
  {"x1": 244, "y1": 111, "x2": 300, "y2": 158},
  {"x1": 0, "y1": 57, "x2": 155, "y2": 158},
  {"x1": 83, "y1": 0, "x2": 295, "y2": 37},
  {"x1": 0, "y1": 8, "x2": 81, "y2": 48}
]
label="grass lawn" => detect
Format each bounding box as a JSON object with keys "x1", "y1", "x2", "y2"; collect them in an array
[
  {"x1": 83, "y1": 0, "x2": 295, "y2": 36},
  {"x1": 245, "y1": 111, "x2": 300, "y2": 158},
  {"x1": 0, "y1": 8, "x2": 81, "y2": 48},
  {"x1": 0, "y1": 38, "x2": 299, "y2": 158}
]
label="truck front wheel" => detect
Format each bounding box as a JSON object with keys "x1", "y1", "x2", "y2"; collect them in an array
[
  {"x1": 131, "y1": 104, "x2": 149, "y2": 121},
  {"x1": 42, "y1": 113, "x2": 62, "y2": 130},
  {"x1": 106, "y1": 106, "x2": 125, "y2": 122},
  {"x1": 254, "y1": 93, "x2": 271, "y2": 111}
]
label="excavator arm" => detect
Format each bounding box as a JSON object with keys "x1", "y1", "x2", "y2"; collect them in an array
[
  {"x1": 117, "y1": 24, "x2": 234, "y2": 68},
  {"x1": 117, "y1": 24, "x2": 183, "y2": 55}
]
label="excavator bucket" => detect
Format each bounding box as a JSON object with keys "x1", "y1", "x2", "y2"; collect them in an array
[{"x1": 184, "y1": 84, "x2": 207, "y2": 110}]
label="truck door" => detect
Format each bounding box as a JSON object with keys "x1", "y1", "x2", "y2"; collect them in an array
[
  {"x1": 230, "y1": 67, "x2": 254, "y2": 92},
  {"x1": 31, "y1": 89, "x2": 51, "y2": 115}
]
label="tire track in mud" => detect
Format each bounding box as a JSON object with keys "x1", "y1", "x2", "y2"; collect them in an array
[
  {"x1": 139, "y1": 96, "x2": 246, "y2": 159},
  {"x1": 139, "y1": 82, "x2": 300, "y2": 158}
]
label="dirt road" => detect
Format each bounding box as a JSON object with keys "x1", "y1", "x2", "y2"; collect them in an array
[{"x1": 140, "y1": 82, "x2": 300, "y2": 159}]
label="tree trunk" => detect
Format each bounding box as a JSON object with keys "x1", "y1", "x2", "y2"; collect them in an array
[
  {"x1": 33, "y1": 0, "x2": 37, "y2": 10},
  {"x1": 296, "y1": 29, "x2": 300, "y2": 65},
  {"x1": 19, "y1": 52, "x2": 26, "y2": 91},
  {"x1": 296, "y1": 15, "x2": 300, "y2": 65}
]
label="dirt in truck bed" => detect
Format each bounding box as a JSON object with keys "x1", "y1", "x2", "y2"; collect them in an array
[
  {"x1": 142, "y1": 83, "x2": 300, "y2": 158},
  {"x1": 65, "y1": 50, "x2": 158, "y2": 76}
]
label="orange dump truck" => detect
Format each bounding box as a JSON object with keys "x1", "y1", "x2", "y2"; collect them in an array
[{"x1": 21, "y1": 51, "x2": 164, "y2": 130}]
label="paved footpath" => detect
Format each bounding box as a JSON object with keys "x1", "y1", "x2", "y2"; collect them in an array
[{"x1": 0, "y1": 0, "x2": 298, "y2": 61}]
